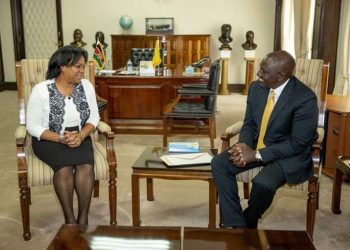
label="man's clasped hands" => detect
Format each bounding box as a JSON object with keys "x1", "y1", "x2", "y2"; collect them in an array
[{"x1": 228, "y1": 143, "x2": 257, "y2": 167}]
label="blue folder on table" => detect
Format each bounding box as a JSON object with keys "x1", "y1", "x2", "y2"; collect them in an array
[{"x1": 168, "y1": 142, "x2": 200, "y2": 153}]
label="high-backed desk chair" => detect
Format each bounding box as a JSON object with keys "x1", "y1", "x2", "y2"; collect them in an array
[
  {"x1": 162, "y1": 59, "x2": 221, "y2": 148},
  {"x1": 130, "y1": 48, "x2": 164, "y2": 67},
  {"x1": 15, "y1": 59, "x2": 117, "y2": 240},
  {"x1": 219, "y1": 59, "x2": 329, "y2": 239}
]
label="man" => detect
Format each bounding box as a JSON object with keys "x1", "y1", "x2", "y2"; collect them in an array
[{"x1": 211, "y1": 50, "x2": 319, "y2": 228}]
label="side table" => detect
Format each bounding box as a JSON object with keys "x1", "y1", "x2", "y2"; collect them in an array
[
  {"x1": 324, "y1": 95, "x2": 350, "y2": 178},
  {"x1": 331, "y1": 156, "x2": 350, "y2": 214}
]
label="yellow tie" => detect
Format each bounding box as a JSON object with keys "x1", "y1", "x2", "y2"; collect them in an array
[{"x1": 257, "y1": 90, "x2": 275, "y2": 150}]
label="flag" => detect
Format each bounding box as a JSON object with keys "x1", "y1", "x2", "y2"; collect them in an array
[
  {"x1": 93, "y1": 41, "x2": 106, "y2": 70},
  {"x1": 152, "y1": 39, "x2": 162, "y2": 67}
]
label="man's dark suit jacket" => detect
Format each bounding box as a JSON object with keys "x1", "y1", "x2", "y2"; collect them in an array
[{"x1": 239, "y1": 76, "x2": 319, "y2": 184}]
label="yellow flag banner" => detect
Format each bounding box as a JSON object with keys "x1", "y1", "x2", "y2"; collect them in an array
[{"x1": 152, "y1": 40, "x2": 162, "y2": 67}]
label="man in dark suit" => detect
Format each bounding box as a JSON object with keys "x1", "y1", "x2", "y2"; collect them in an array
[{"x1": 211, "y1": 50, "x2": 319, "y2": 228}]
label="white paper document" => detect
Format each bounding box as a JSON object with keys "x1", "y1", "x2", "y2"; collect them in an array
[
  {"x1": 160, "y1": 153, "x2": 213, "y2": 167},
  {"x1": 98, "y1": 69, "x2": 116, "y2": 74}
]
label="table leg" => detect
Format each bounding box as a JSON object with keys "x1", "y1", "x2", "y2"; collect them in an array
[
  {"x1": 331, "y1": 168, "x2": 343, "y2": 214},
  {"x1": 146, "y1": 178, "x2": 154, "y2": 201},
  {"x1": 208, "y1": 178, "x2": 216, "y2": 228},
  {"x1": 132, "y1": 173, "x2": 141, "y2": 226}
]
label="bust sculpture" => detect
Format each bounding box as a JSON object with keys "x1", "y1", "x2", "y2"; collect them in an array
[
  {"x1": 70, "y1": 28, "x2": 87, "y2": 48},
  {"x1": 92, "y1": 31, "x2": 108, "y2": 50},
  {"x1": 241, "y1": 30, "x2": 257, "y2": 50},
  {"x1": 218, "y1": 24, "x2": 233, "y2": 50}
]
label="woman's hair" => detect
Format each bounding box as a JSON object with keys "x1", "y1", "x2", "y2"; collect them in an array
[{"x1": 46, "y1": 45, "x2": 88, "y2": 79}]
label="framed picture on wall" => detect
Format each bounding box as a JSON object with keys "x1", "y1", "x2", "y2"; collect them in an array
[{"x1": 145, "y1": 18, "x2": 174, "y2": 35}]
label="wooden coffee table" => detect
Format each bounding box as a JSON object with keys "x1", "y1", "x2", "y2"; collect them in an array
[
  {"x1": 47, "y1": 225, "x2": 315, "y2": 250},
  {"x1": 131, "y1": 146, "x2": 217, "y2": 228},
  {"x1": 47, "y1": 224, "x2": 181, "y2": 250},
  {"x1": 183, "y1": 227, "x2": 315, "y2": 250}
]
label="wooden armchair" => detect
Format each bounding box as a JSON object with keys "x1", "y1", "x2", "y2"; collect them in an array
[
  {"x1": 219, "y1": 59, "x2": 329, "y2": 239},
  {"x1": 15, "y1": 59, "x2": 117, "y2": 240}
]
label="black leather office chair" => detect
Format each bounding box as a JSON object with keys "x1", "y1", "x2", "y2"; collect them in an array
[
  {"x1": 130, "y1": 48, "x2": 164, "y2": 67},
  {"x1": 162, "y1": 59, "x2": 221, "y2": 148}
]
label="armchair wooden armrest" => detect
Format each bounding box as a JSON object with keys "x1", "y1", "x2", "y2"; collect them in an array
[
  {"x1": 15, "y1": 125, "x2": 27, "y2": 146},
  {"x1": 318, "y1": 101, "x2": 326, "y2": 128},
  {"x1": 162, "y1": 95, "x2": 181, "y2": 114},
  {"x1": 220, "y1": 121, "x2": 243, "y2": 152},
  {"x1": 96, "y1": 121, "x2": 112, "y2": 134}
]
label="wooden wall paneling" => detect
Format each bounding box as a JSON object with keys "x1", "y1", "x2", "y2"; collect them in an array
[{"x1": 111, "y1": 35, "x2": 210, "y2": 73}]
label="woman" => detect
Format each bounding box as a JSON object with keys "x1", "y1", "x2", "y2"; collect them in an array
[{"x1": 26, "y1": 45, "x2": 100, "y2": 225}]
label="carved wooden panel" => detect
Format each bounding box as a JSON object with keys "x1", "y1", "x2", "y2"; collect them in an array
[{"x1": 111, "y1": 34, "x2": 210, "y2": 73}]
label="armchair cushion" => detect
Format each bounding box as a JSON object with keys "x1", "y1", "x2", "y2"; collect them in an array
[{"x1": 24, "y1": 134, "x2": 109, "y2": 187}]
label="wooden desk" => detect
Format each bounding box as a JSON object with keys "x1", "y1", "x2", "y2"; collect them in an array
[
  {"x1": 131, "y1": 147, "x2": 217, "y2": 228},
  {"x1": 183, "y1": 227, "x2": 315, "y2": 250},
  {"x1": 95, "y1": 73, "x2": 208, "y2": 134},
  {"x1": 324, "y1": 95, "x2": 350, "y2": 177},
  {"x1": 47, "y1": 224, "x2": 181, "y2": 250}
]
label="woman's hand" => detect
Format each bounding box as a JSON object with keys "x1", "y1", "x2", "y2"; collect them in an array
[{"x1": 64, "y1": 131, "x2": 82, "y2": 148}]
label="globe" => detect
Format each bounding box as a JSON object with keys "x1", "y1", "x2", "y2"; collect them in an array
[{"x1": 119, "y1": 15, "x2": 133, "y2": 30}]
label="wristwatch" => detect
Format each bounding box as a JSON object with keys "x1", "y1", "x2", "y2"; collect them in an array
[{"x1": 255, "y1": 150, "x2": 263, "y2": 162}]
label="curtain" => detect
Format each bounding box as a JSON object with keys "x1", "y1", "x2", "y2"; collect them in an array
[
  {"x1": 281, "y1": 0, "x2": 315, "y2": 59},
  {"x1": 294, "y1": 0, "x2": 315, "y2": 58},
  {"x1": 281, "y1": 0, "x2": 295, "y2": 57},
  {"x1": 333, "y1": 0, "x2": 350, "y2": 96}
]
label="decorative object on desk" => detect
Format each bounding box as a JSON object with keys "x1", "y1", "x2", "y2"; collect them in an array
[
  {"x1": 119, "y1": 70, "x2": 137, "y2": 75},
  {"x1": 139, "y1": 61, "x2": 155, "y2": 76},
  {"x1": 146, "y1": 17, "x2": 174, "y2": 34},
  {"x1": 126, "y1": 58, "x2": 133, "y2": 72},
  {"x1": 184, "y1": 65, "x2": 195, "y2": 76},
  {"x1": 70, "y1": 28, "x2": 86, "y2": 48},
  {"x1": 119, "y1": 15, "x2": 133, "y2": 31},
  {"x1": 160, "y1": 153, "x2": 213, "y2": 167},
  {"x1": 218, "y1": 24, "x2": 233, "y2": 50},
  {"x1": 192, "y1": 56, "x2": 211, "y2": 75},
  {"x1": 191, "y1": 56, "x2": 211, "y2": 69},
  {"x1": 168, "y1": 142, "x2": 200, "y2": 153},
  {"x1": 93, "y1": 40, "x2": 106, "y2": 71},
  {"x1": 93, "y1": 31, "x2": 108, "y2": 50}
]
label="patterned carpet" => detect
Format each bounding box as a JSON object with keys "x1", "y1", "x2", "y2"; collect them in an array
[{"x1": 0, "y1": 90, "x2": 349, "y2": 249}]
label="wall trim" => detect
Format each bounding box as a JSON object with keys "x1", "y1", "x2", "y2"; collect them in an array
[{"x1": 0, "y1": 82, "x2": 17, "y2": 91}]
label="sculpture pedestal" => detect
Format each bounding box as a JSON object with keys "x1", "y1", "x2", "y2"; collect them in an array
[
  {"x1": 242, "y1": 58, "x2": 255, "y2": 95},
  {"x1": 219, "y1": 49, "x2": 231, "y2": 95}
]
